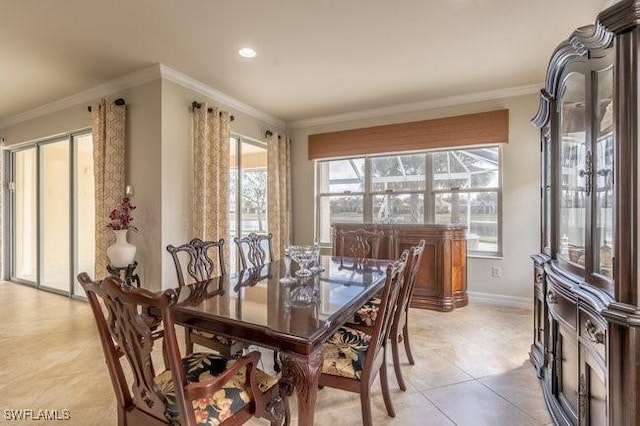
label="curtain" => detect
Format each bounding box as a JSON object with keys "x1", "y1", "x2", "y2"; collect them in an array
[
  {"x1": 91, "y1": 98, "x2": 126, "y2": 278},
  {"x1": 267, "y1": 132, "x2": 292, "y2": 259},
  {"x1": 192, "y1": 104, "x2": 231, "y2": 270}
]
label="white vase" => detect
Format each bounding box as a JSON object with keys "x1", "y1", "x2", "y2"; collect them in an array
[{"x1": 107, "y1": 229, "x2": 137, "y2": 267}]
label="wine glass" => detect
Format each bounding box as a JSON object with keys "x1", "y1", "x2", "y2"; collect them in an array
[
  {"x1": 288, "y1": 245, "x2": 316, "y2": 278},
  {"x1": 288, "y1": 275, "x2": 318, "y2": 307},
  {"x1": 279, "y1": 244, "x2": 297, "y2": 284}
]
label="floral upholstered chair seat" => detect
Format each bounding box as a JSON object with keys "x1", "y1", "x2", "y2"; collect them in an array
[
  {"x1": 155, "y1": 352, "x2": 279, "y2": 425},
  {"x1": 322, "y1": 326, "x2": 371, "y2": 380},
  {"x1": 191, "y1": 329, "x2": 232, "y2": 345},
  {"x1": 348, "y1": 296, "x2": 381, "y2": 327}
]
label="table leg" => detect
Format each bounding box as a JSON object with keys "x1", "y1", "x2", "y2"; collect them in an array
[{"x1": 280, "y1": 346, "x2": 323, "y2": 426}]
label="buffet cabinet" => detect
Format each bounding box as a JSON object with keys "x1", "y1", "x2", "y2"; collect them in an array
[
  {"x1": 531, "y1": 2, "x2": 640, "y2": 424},
  {"x1": 332, "y1": 223, "x2": 467, "y2": 311}
]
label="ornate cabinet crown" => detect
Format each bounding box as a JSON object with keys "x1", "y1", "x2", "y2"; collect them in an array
[{"x1": 531, "y1": 2, "x2": 640, "y2": 425}]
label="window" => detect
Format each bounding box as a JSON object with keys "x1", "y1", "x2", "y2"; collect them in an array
[
  {"x1": 229, "y1": 135, "x2": 268, "y2": 271},
  {"x1": 316, "y1": 146, "x2": 502, "y2": 256}
]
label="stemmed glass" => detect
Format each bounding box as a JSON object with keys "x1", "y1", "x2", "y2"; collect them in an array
[
  {"x1": 279, "y1": 244, "x2": 297, "y2": 284},
  {"x1": 289, "y1": 245, "x2": 317, "y2": 278},
  {"x1": 288, "y1": 275, "x2": 319, "y2": 307}
]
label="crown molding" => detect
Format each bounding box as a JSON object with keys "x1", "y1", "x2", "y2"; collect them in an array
[
  {"x1": 0, "y1": 65, "x2": 162, "y2": 129},
  {"x1": 159, "y1": 64, "x2": 286, "y2": 128},
  {"x1": 468, "y1": 291, "x2": 531, "y2": 309},
  {"x1": 0, "y1": 64, "x2": 537, "y2": 132},
  {"x1": 0, "y1": 63, "x2": 286, "y2": 130},
  {"x1": 287, "y1": 83, "x2": 543, "y2": 129}
]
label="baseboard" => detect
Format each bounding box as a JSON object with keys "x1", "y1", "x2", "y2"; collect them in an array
[{"x1": 467, "y1": 291, "x2": 531, "y2": 309}]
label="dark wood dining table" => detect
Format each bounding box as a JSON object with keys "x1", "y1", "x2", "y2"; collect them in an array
[{"x1": 170, "y1": 255, "x2": 389, "y2": 426}]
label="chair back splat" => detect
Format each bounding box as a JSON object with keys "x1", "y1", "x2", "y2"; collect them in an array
[
  {"x1": 166, "y1": 238, "x2": 247, "y2": 356},
  {"x1": 337, "y1": 228, "x2": 384, "y2": 262},
  {"x1": 388, "y1": 240, "x2": 425, "y2": 390},
  {"x1": 366, "y1": 250, "x2": 409, "y2": 364},
  {"x1": 234, "y1": 232, "x2": 274, "y2": 269},
  {"x1": 166, "y1": 238, "x2": 225, "y2": 286}
]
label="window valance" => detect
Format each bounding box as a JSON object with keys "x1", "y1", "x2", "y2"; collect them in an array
[{"x1": 308, "y1": 109, "x2": 509, "y2": 160}]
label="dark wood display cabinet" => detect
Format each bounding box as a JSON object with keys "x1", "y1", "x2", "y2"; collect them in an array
[
  {"x1": 531, "y1": 2, "x2": 640, "y2": 424},
  {"x1": 332, "y1": 222, "x2": 467, "y2": 312}
]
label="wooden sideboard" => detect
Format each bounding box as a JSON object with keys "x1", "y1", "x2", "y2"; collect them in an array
[{"x1": 331, "y1": 223, "x2": 468, "y2": 311}]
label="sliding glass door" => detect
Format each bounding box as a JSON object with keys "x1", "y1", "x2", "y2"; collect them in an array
[
  {"x1": 13, "y1": 148, "x2": 37, "y2": 283},
  {"x1": 40, "y1": 139, "x2": 71, "y2": 293},
  {"x1": 10, "y1": 131, "x2": 94, "y2": 297}
]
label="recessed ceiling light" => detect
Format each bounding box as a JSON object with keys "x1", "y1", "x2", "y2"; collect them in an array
[{"x1": 238, "y1": 47, "x2": 257, "y2": 58}]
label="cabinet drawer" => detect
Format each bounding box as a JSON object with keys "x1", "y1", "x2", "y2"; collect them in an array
[
  {"x1": 579, "y1": 308, "x2": 606, "y2": 360},
  {"x1": 547, "y1": 287, "x2": 576, "y2": 331}
]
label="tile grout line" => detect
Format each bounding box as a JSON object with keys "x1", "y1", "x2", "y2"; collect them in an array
[
  {"x1": 476, "y1": 378, "x2": 543, "y2": 425},
  {"x1": 419, "y1": 388, "x2": 460, "y2": 426}
]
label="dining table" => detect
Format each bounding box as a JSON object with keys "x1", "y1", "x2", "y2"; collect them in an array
[{"x1": 170, "y1": 254, "x2": 389, "y2": 426}]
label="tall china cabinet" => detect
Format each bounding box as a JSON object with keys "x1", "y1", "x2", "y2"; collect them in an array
[{"x1": 531, "y1": 2, "x2": 640, "y2": 425}]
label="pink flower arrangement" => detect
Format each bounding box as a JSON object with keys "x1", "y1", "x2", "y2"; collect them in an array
[{"x1": 108, "y1": 197, "x2": 137, "y2": 231}]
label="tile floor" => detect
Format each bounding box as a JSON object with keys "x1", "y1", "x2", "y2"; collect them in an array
[{"x1": 0, "y1": 281, "x2": 552, "y2": 425}]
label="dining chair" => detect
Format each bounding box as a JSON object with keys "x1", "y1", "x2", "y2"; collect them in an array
[
  {"x1": 233, "y1": 233, "x2": 281, "y2": 372},
  {"x1": 77, "y1": 273, "x2": 287, "y2": 426},
  {"x1": 234, "y1": 232, "x2": 275, "y2": 269},
  {"x1": 318, "y1": 250, "x2": 408, "y2": 426},
  {"x1": 336, "y1": 228, "x2": 384, "y2": 269},
  {"x1": 346, "y1": 240, "x2": 425, "y2": 391},
  {"x1": 166, "y1": 238, "x2": 248, "y2": 357},
  {"x1": 389, "y1": 240, "x2": 425, "y2": 390}
]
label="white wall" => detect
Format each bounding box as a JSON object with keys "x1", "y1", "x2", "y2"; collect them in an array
[
  {"x1": 123, "y1": 80, "x2": 163, "y2": 290},
  {"x1": 159, "y1": 79, "x2": 285, "y2": 289},
  {"x1": 289, "y1": 93, "x2": 540, "y2": 299},
  {"x1": 1, "y1": 79, "x2": 163, "y2": 289}
]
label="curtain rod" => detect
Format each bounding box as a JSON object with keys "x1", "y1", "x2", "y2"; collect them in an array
[
  {"x1": 87, "y1": 98, "x2": 125, "y2": 112},
  {"x1": 191, "y1": 101, "x2": 235, "y2": 121},
  {"x1": 265, "y1": 130, "x2": 281, "y2": 139}
]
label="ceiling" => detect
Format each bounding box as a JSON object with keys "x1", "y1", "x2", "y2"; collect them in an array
[{"x1": 0, "y1": 0, "x2": 609, "y2": 124}]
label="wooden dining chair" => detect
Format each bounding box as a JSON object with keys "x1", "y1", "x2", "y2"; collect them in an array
[
  {"x1": 318, "y1": 250, "x2": 408, "y2": 426},
  {"x1": 77, "y1": 273, "x2": 287, "y2": 426},
  {"x1": 166, "y1": 238, "x2": 248, "y2": 356},
  {"x1": 233, "y1": 233, "x2": 281, "y2": 372},
  {"x1": 347, "y1": 240, "x2": 425, "y2": 391},
  {"x1": 389, "y1": 240, "x2": 425, "y2": 390},
  {"x1": 336, "y1": 228, "x2": 384, "y2": 269},
  {"x1": 234, "y1": 232, "x2": 275, "y2": 269}
]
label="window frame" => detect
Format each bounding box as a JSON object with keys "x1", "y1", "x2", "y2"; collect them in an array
[{"x1": 315, "y1": 145, "x2": 503, "y2": 257}]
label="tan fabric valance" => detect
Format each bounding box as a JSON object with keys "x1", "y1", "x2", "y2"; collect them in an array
[{"x1": 308, "y1": 109, "x2": 509, "y2": 160}]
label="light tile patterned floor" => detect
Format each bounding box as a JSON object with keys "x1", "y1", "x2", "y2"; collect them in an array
[{"x1": 0, "y1": 281, "x2": 552, "y2": 425}]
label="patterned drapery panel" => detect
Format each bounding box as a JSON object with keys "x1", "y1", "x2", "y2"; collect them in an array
[
  {"x1": 91, "y1": 99, "x2": 126, "y2": 278},
  {"x1": 267, "y1": 133, "x2": 292, "y2": 259},
  {"x1": 192, "y1": 104, "x2": 231, "y2": 271}
]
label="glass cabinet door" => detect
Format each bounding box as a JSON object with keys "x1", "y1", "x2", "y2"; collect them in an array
[
  {"x1": 558, "y1": 72, "x2": 587, "y2": 268},
  {"x1": 593, "y1": 66, "x2": 614, "y2": 279}
]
